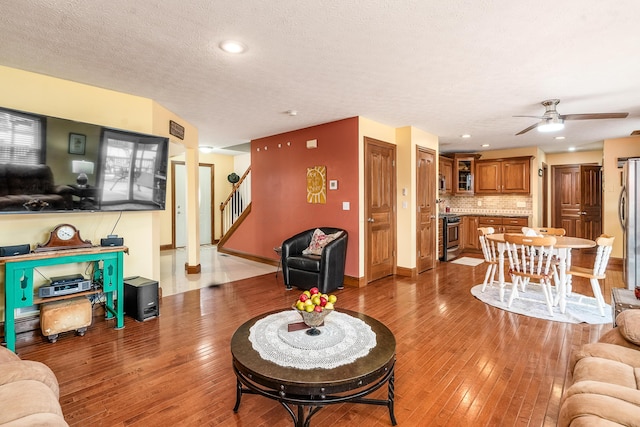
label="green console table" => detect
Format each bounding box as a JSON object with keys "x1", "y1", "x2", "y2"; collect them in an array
[{"x1": 1, "y1": 246, "x2": 128, "y2": 352}]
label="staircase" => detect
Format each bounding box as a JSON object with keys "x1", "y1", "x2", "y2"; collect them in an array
[{"x1": 218, "y1": 166, "x2": 251, "y2": 248}]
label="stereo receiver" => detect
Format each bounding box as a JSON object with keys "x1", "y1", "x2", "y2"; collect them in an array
[{"x1": 38, "y1": 276, "x2": 93, "y2": 298}]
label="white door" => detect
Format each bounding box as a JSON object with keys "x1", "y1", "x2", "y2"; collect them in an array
[{"x1": 174, "y1": 163, "x2": 213, "y2": 247}]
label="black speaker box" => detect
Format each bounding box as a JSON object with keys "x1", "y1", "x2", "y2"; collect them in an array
[
  {"x1": 0, "y1": 244, "x2": 30, "y2": 257},
  {"x1": 101, "y1": 237, "x2": 124, "y2": 247},
  {"x1": 124, "y1": 276, "x2": 159, "y2": 322}
]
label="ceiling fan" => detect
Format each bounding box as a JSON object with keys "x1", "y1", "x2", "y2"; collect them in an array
[{"x1": 514, "y1": 99, "x2": 629, "y2": 135}]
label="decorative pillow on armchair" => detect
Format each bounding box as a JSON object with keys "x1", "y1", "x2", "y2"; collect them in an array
[{"x1": 303, "y1": 229, "x2": 343, "y2": 256}]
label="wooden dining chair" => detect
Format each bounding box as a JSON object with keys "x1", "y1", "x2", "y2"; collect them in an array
[
  {"x1": 565, "y1": 234, "x2": 615, "y2": 316},
  {"x1": 532, "y1": 227, "x2": 566, "y2": 236},
  {"x1": 528, "y1": 227, "x2": 568, "y2": 293},
  {"x1": 504, "y1": 234, "x2": 557, "y2": 316},
  {"x1": 478, "y1": 227, "x2": 498, "y2": 292}
]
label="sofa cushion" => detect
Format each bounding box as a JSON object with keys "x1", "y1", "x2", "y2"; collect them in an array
[
  {"x1": 302, "y1": 229, "x2": 342, "y2": 255},
  {"x1": 617, "y1": 309, "x2": 640, "y2": 345},
  {"x1": 572, "y1": 357, "x2": 639, "y2": 390},
  {"x1": 559, "y1": 391, "x2": 640, "y2": 427},
  {"x1": 286, "y1": 255, "x2": 321, "y2": 272},
  {"x1": 570, "y1": 342, "x2": 640, "y2": 372},
  {"x1": 0, "y1": 380, "x2": 65, "y2": 425}
]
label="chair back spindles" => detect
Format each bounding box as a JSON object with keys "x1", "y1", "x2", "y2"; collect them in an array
[
  {"x1": 504, "y1": 234, "x2": 557, "y2": 316},
  {"x1": 592, "y1": 234, "x2": 615, "y2": 277},
  {"x1": 477, "y1": 227, "x2": 499, "y2": 292}
]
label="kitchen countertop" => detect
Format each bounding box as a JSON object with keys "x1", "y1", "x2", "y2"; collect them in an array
[{"x1": 440, "y1": 211, "x2": 531, "y2": 218}]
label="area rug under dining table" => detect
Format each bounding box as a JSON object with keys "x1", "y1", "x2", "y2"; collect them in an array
[{"x1": 471, "y1": 283, "x2": 612, "y2": 324}]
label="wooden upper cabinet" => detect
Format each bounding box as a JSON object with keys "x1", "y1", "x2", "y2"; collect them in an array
[
  {"x1": 475, "y1": 156, "x2": 531, "y2": 194},
  {"x1": 439, "y1": 156, "x2": 453, "y2": 194},
  {"x1": 475, "y1": 160, "x2": 501, "y2": 193},
  {"x1": 453, "y1": 154, "x2": 477, "y2": 195}
]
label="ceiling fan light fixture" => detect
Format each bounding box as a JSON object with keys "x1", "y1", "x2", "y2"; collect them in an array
[{"x1": 537, "y1": 118, "x2": 564, "y2": 133}]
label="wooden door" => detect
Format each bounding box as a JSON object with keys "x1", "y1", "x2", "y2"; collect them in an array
[
  {"x1": 578, "y1": 165, "x2": 602, "y2": 240},
  {"x1": 553, "y1": 165, "x2": 580, "y2": 236},
  {"x1": 417, "y1": 148, "x2": 436, "y2": 272},
  {"x1": 365, "y1": 137, "x2": 396, "y2": 282}
]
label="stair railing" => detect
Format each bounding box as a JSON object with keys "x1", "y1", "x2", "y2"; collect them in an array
[{"x1": 220, "y1": 166, "x2": 251, "y2": 237}]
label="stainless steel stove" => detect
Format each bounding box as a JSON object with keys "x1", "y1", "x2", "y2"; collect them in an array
[{"x1": 440, "y1": 214, "x2": 461, "y2": 261}]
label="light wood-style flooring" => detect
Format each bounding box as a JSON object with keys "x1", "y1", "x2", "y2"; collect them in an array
[{"x1": 14, "y1": 251, "x2": 621, "y2": 426}]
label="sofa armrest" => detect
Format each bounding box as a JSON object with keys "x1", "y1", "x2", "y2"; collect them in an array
[
  {"x1": 51, "y1": 184, "x2": 75, "y2": 196},
  {"x1": 0, "y1": 346, "x2": 21, "y2": 363},
  {"x1": 282, "y1": 230, "x2": 313, "y2": 259},
  {"x1": 598, "y1": 327, "x2": 640, "y2": 351},
  {"x1": 0, "y1": 360, "x2": 60, "y2": 398}
]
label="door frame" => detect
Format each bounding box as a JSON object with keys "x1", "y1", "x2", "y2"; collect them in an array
[{"x1": 171, "y1": 161, "x2": 215, "y2": 249}]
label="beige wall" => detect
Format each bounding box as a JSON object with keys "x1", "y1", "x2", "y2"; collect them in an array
[
  {"x1": 603, "y1": 137, "x2": 640, "y2": 258},
  {"x1": 0, "y1": 66, "x2": 194, "y2": 320},
  {"x1": 358, "y1": 119, "x2": 438, "y2": 274}
]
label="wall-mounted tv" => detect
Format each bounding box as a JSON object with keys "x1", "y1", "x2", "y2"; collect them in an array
[{"x1": 0, "y1": 106, "x2": 169, "y2": 214}]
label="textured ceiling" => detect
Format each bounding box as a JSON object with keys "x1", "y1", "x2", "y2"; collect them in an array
[{"x1": 1, "y1": 1, "x2": 639, "y2": 154}]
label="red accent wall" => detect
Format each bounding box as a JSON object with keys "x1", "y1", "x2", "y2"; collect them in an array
[{"x1": 224, "y1": 117, "x2": 360, "y2": 277}]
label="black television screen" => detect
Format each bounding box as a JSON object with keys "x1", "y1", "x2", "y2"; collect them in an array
[{"x1": 0, "y1": 106, "x2": 169, "y2": 214}]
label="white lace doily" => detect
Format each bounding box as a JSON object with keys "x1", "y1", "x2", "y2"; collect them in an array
[{"x1": 249, "y1": 310, "x2": 377, "y2": 369}]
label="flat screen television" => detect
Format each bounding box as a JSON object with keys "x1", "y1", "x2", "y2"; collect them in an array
[{"x1": 0, "y1": 106, "x2": 169, "y2": 214}]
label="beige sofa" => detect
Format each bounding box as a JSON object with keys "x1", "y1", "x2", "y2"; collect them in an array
[
  {"x1": 0, "y1": 346, "x2": 68, "y2": 426},
  {"x1": 558, "y1": 309, "x2": 640, "y2": 426}
]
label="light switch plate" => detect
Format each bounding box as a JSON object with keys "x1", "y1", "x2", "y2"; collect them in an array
[{"x1": 342, "y1": 202, "x2": 350, "y2": 210}]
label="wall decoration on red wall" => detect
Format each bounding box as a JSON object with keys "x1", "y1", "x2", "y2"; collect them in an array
[{"x1": 307, "y1": 165, "x2": 326, "y2": 204}]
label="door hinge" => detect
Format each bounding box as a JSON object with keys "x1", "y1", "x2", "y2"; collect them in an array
[{"x1": 392, "y1": 160, "x2": 395, "y2": 167}]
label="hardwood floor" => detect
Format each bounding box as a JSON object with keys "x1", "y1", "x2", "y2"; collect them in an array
[{"x1": 13, "y1": 252, "x2": 619, "y2": 427}]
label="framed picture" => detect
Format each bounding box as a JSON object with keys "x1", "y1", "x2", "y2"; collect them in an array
[{"x1": 68, "y1": 133, "x2": 86, "y2": 155}]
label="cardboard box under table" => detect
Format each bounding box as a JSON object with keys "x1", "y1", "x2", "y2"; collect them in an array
[{"x1": 40, "y1": 296, "x2": 92, "y2": 343}]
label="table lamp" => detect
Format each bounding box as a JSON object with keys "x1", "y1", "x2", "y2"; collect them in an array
[{"x1": 72, "y1": 160, "x2": 94, "y2": 187}]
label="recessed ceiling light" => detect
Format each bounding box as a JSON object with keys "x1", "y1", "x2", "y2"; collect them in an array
[
  {"x1": 554, "y1": 136, "x2": 565, "y2": 140},
  {"x1": 219, "y1": 40, "x2": 247, "y2": 54},
  {"x1": 461, "y1": 134, "x2": 471, "y2": 138},
  {"x1": 199, "y1": 145, "x2": 215, "y2": 153},
  {"x1": 568, "y1": 146, "x2": 576, "y2": 152},
  {"x1": 481, "y1": 144, "x2": 490, "y2": 148}
]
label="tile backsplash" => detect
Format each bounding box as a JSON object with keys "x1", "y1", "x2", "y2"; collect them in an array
[{"x1": 438, "y1": 194, "x2": 532, "y2": 216}]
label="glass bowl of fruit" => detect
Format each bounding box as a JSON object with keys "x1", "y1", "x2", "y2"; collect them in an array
[{"x1": 293, "y1": 287, "x2": 337, "y2": 336}]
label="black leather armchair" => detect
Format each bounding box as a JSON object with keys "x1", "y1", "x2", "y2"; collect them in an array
[{"x1": 281, "y1": 227, "x2": 348, "y2": 294}]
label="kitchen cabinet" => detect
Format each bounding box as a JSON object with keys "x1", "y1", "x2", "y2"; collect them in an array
[
  {"x1": 439, "y1": 156, "x2": 453, "y2": 194},
  {"x1": 462, "y1": 216, "x2": 479, "y2": 250},
  {"x1": 478, "y1": 216, "x2": 529, "y2": 234},
  {"x1": 454, "y1": 154, "x2": 478, "y2": 195},
  {"x1": 475, "y1": 156, "x2": 531, "y2": 194}
]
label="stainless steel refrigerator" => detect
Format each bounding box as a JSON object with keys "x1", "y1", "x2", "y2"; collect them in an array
[{"x1": 619, "y1": 158, "x2": 640, "y2": 290}]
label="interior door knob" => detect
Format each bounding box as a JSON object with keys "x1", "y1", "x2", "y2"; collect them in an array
[{"x1": 367, "y1": 218, "x2": 375, "y2": 222}]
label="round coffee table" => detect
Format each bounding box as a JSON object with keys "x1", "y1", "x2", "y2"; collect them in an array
[{"x1": 231, "y1": 309, "x2": 397, "y2": 426}]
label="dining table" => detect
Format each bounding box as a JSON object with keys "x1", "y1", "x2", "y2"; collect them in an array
[{"x1": 485, "y1": 233, "x2": 596, "y2": 313}]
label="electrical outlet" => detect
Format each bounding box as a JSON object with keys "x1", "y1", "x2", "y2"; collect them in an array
[
  {"x1": 477, "y1": 200, "x2": 482, "y2": 207},
  {"x1": 516, "y1": 201, "x2": 526, "y2": 208}
]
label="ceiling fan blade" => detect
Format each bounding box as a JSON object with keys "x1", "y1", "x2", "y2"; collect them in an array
[
  {"x1": 513, "y1": 115, "x2": 546, "y2": 119},
  {"x1": 515, "y1": 123, "x2": 540, "y2": 135},
  {"x1": 561, "y1": 112, "x2": 629, "y2": 120}
]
